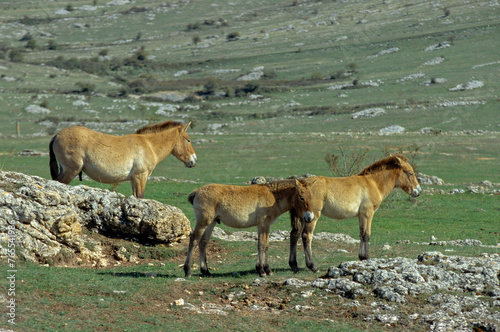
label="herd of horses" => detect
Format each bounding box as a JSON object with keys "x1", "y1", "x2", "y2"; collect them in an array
[{"x1": 49, "y1": 120, "x2": 421, "y2": 277}]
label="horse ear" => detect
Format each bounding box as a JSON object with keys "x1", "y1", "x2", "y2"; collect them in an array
[
  {"x1": 182, "y1": 122, "x2": 191, "y2": 132},
  {"x1": 310, "y1": 179, "x2": 318, "y2": 187},
  {"x1": 294, "y1": 178, "x2": 301, "y2": 189},
  {"x1": 393, "y1": 155, "x2": 403, "y2": 166}
]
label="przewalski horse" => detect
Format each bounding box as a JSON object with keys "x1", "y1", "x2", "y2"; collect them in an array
[
  {"x1": 49, "y1": 120, "x2": 197, "y2": 198},
  {"x1": 184, "y1": 178, "x2": 317, "y2": 278},
  {"x1": 289, "y1": 154, "x2": 421, "y2": 273}
]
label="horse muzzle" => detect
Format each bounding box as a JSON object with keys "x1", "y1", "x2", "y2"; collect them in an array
[
  {"x1": 303, "y1": 211, "x2": 315, "y2": 223},
  {"x1": 185, "y1": 154, "x2": 197, "y2": 168},
  {"x1": 411, "y1": 185, "x2": 422, "y2": 197}
]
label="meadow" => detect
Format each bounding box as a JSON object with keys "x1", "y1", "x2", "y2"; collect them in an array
[{"x1": 0, "y1": 0, "x2": 499, "y2": 330}]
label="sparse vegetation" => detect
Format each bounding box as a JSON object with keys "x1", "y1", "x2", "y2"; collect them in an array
[
  {"x1": 0, "y1": 0, "x2": 498, "y2": 330},
  {"x1": 325, "y1": 147, "x2": 369, "y2": 177},
  {"x1": 226, "y1": 31, "x2": 240, "y2": 41}
]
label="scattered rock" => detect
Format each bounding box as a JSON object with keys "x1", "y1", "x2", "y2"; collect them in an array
[
  {"x1": 351, "y1": 108, "x2": 385, "y2": 119},
  {"x1": 211, "y1": 227, "x2": 358, "y2": 244},
  {"x1": 25, "y1": 104, "x2": 50, "y2": 114},
  {"x1": 417, "y1": 173, "x2": 445, "y2": 185},
  {"x1": 449, "y1": 80, "x2": 484, "y2": 91},
  {"x1": 425, "y1": 41, "x2": 451, "y2": 52},
  {"x1": 379, "y1": 125, "x2": 405, "y2": 135},
  {"x1": 237, "y1": 66, "x2": 265, "y2": 81}
]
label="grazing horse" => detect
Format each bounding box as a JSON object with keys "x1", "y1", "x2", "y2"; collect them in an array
[
  {"x1": 184, "y1": 178, "x2": 317, "y2": 277},
  {"x1": 289, "y1": 154, "x2": 421, "y2": 273},
  {"x1": 49, "y1": 120, "x2": 197, "y2": 198}
]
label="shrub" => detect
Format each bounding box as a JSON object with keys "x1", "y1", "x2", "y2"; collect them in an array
[
  {"x1": 186, "y1": 22, "x2": 200, "y2": 31},
  {"x1": 8, "y1": 49, "x2": 24, "y2": 62},
  {"x1": 192, "y1": 35, "x2": 201, "y2": 45},
  {"x1": 20, "y1": 32, "x2": 33, "y2": 42},
  {"x1": 124, "y1": 46, "x2": 148, "y2": 67},
  {"x1": 235, "y1": 83, "x2": 260, "y2": 96},
  {"x1": 226, "y1": 32, "x2": 240, "y2": 41},
  {"x1": 202, "y1": 77, "x2": 220, "y2": 95},
  {"x1": 39, "y1": 100, "x2": 50, "y2": 108},
  {"x1": 325, "y1": 147, "x2": 369, "y2": 177},
  {"x1": 347, "y1": 62, "x2": 357, "y2": 72},
  {"x1": 47, "y1": 39, "x2": 58, "y2": 50},
  {"x1": 75, "y1": 82, "x2": 96, "y2": 94},
  {"x1": 330, "y1": 69, "x2": 346, "y2": 80},
  {"x1": 25, "y1": 39, "x2": 37, "y2": 50},
  {"x1": 311, "y1": 72, "x2": 323, "y2": 80}
]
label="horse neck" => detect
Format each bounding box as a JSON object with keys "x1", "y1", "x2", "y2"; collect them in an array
[
  {"x1": 143, "y1": 128, "x2": 178, "y2": 160},
  {"x1": 267, "y1": 183, "x2": 296, "y2": 213},
  {"x1": 364, "y1": 169, "x2": 400, "y2": 198}
]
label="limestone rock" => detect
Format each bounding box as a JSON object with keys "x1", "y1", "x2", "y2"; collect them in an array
[{"x1": 0, "y1": 171, "x2": 191, "y2": 264}]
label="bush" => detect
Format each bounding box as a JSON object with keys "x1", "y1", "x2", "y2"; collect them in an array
[
  {"x1": 8, "y1": 49, "x2": 24, "y2": 62},
  {"x1": 226, "y1": 32, "x2": 240, "y2": 41},
  {"x1": 325, "y1": 147, "x2": 369, "y2": 177},
  {"x1": 75, "y1": 82, "x2": 96, "y2": 94},
  {"x1": 202, "y1": 78, "x2": 220, "y2": 95},
  {"x1": 47, "y1": 40, "x2": 58, "y2": 50},
  {"x1": 19, "y1": 32, "x2": 33, "y2": 42},
  {"x1": 124, "y1": 46, "x2": 148, "y2": 67},
  {"x1": 25, "y1": 39, "x2": 37, "y2": 50},
  {"x1": 186, "y1": 22, "x2": 200, "y2": 31},
  {"x1": 311, "y1": 72, "x2": 323, "y2": 80}
]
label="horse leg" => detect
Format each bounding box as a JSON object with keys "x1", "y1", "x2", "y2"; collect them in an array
[
  {"x1": 131, "y1": 172, "x2": 148, "y2": 198},
  {"x1": 184, "y1": 221, "x2": 209, "y2": 277},
  {"x1": 289, "y1": 209, "x2": 304, "y2": 273},
  {"x1": 198, "y1": 222, "x2": 216, "y2": 277},
  {"x1": 302, "y1": 218, "x2": 319, "y2": 272},
  {"x1": 358, "y1": 210, "x2": 374, "y2": 260},
  {"x1": 256, "y1": 223, "x2": 271, "y2": 277}
]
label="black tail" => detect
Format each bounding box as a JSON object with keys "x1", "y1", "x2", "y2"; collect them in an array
[
  {"x1": 49, "y1": 136, "x2": 60, "y2": 180},
  {"x1": 188, "y1": 190, "x2": 197, "y2": 205}
]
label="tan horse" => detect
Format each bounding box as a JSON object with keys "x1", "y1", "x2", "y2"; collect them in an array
[
  {"x1": 49, "y1": 120, "x2": 197, "y2": 198},
  {"x1": 289, "y1": 154, "x2": 421, "y2": 273},
  {"x1": 184, "y1": 178, "x2": 317, "y2": 277}
]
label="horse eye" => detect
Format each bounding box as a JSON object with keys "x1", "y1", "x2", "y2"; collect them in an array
[
  {"x1": 407, "y1": 172, "x2": 413, "y2": 176},
  {"x1": 186, "y1": 138, "x2": 191, "y2": 143},
  {"x1": 299, "y1": 196, "x2": 305, "y2": 201}
]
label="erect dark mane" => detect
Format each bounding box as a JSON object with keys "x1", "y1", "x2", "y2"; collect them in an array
[
  {"x1": 264, "y1": 178, "x2": 296, "y2": 190},
  {"x1": 135, "y1": 120, "x2": 184, "y2": 134},
  {"x1": 357, "y1": 154, "x2": 408, "y2": 175}
]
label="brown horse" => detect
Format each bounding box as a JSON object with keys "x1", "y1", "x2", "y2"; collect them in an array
[
  {"x1": 184, "y1": 178, "x2": 317, "y2": 277},
  {"x1": 49, "y1": 120, "x2": 197, "y2": 198},
  {"x1": 289, "y1": 154, "x2": 421, "y2": 273}
]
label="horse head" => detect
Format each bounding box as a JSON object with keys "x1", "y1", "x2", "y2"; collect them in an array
[
  {"x1": 293, "y1": 178, "x2": 317, "y2": 223},
  {"x1": 394, "y1": 155, "x2": 421, "y2": 197},
  {"x1": 172, "y1": 122, "x2": 197, "y2": 168}
]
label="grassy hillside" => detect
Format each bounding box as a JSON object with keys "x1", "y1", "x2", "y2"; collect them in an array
[
  {"x1": 1, "y1": 1, "x2": 499, "y2": 331},
  {"x1": 0, "y1": 0, "x2": 498, "y2": 186}
]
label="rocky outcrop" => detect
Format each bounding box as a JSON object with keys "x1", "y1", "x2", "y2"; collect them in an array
[{"x1": 0, "y1": 171, "x2": 191, "y2": 265}]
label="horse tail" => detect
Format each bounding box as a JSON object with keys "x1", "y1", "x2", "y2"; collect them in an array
[
  {"x1": 49, "y1": 136, "x2": 60, "y2": 180},
  {"x1": 188, "y1": 190, "x2": 197, "y2": 205}
]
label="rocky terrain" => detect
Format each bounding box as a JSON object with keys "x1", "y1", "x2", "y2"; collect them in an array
[
  {"x1": 1, "y1": 171, "x2": 499, "y2": 331},
  {"x1": 0, "y1": 171, "x2": 190, "y2": 266}
]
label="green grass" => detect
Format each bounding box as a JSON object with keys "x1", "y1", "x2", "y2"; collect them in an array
[{"x1": 0, "y1": 0, "x2": 499, "y2": 330}]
